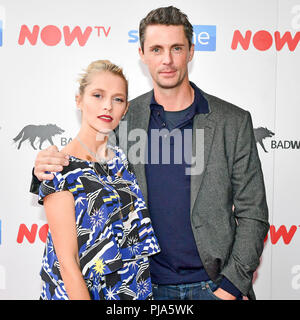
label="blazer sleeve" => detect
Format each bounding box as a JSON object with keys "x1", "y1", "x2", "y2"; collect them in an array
[
  {"x1": 220, "y1": 111, "x2": 270, "y2": 296},
  {"x1": 29, "y1": 167, "x2": 41, "y2": 195}
]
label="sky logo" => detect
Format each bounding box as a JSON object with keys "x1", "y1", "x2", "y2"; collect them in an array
[
  {"x1": 193, "y1": 25, "x2": 216, "y2": 51},
  {"x1": 0, "y1": 20, "x2": 2, "y2": 46},
  {"x1": 0, "y1": 6, "x2": 5, "y2": 47},
  {"x1": 128, "y1": 25, "x2": 216, "y2": 51}
]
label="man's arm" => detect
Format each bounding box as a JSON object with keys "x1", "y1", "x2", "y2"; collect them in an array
[
  {"x1": 220, "y1": 111, "x2": 269, "y2": 297},
  {"x1": 30, "y1": 145, "x2": 69, "y2": 194}
]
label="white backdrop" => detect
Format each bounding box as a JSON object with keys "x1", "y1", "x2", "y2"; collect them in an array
[{"x1": 0, "y1": 0, "x2": 299, "y2": 300}]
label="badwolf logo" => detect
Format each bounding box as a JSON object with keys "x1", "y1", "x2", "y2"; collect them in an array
[
  {"x1": 253, "y1": 127, "x2": 275, "y2": 153},
  {"x1": 13, "y1": 124, "x2": 64, "y2": 150}
]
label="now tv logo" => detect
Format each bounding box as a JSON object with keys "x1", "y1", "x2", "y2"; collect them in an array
[
  {"x1": 17, "y1": 223, "x2": 49, "y2": 244},
  {"x1": 18, "y1": 24, "x2": 111, "y2": 46},
  {"x1": 264, "y1": 225, "x2": 300, "y2": 245},
  {"x1": 17, "y1": 223, "x2": 300, "y2": 245},
  {"x1": 231, "y1": 30, "x2": 300, "y2": 51}
]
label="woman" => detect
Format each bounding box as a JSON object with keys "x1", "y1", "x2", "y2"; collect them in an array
[{"x1": 38, "y1": 60, "x2": 160, "y2": 300}]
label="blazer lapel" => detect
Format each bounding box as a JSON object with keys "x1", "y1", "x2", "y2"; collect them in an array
[
  {"x1": 190, "y1": 113, "x2": 216, "y2": 213},
  {"x1": 128, "y1": 91, "x2": 152, "y2": 205}
]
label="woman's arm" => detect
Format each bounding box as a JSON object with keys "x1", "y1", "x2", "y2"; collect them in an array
[{"x1": 44, "y1": 191, "x2": 91, "y2": 300}]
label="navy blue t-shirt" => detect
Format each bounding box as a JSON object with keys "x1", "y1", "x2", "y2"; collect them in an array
[{"x1": 145, "y1": 82, "x2": 210, "y2": 285}]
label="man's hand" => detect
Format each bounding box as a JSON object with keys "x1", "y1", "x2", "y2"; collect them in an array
[
  {"x1": 34, "y1": 145, "x2": 69, "y2": 181},
  {"x1": 213, "y1": 287, "x2": 237, "y2": 300}
]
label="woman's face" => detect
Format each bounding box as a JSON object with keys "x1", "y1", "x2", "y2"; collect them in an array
[{"x1": 77, "y1": 71, "x2": 128, "y2": 135}]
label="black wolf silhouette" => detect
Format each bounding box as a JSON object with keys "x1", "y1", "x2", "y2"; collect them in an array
[
  {"x1": 13, "y1": 124, "x2": 65, "y2": 150},
  {"x1": 253, "y1": 127, "x2": 275, "y2": 153}
]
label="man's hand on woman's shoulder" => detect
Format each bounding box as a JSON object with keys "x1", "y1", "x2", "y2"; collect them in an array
[{"x1": 34, "y1": 145, "x2": 69, "y2": 181}]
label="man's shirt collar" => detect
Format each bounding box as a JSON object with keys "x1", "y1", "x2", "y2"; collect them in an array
[{"x1": 150, "y1": 81, "x2": 209, "y2": 115}]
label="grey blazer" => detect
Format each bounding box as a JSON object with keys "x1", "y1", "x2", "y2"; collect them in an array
[{"x1": 115, "y1": 87, "x2": 269, "y2": 300}]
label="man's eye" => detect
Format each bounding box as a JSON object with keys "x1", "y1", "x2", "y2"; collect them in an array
[
  {"x1": 152, "y1": 48, "x2": 160, "y2": 53},
  {"x1": 173, "y1": 46, "x2": 182, "y2": 51},
  {"x1": 94, "y1": 94, "x2": 102, "y2": 98}
]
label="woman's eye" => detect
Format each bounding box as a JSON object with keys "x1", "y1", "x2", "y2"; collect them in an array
[
  {"x1": 114, "y1": 97, "x2": 124, "y2": 103},
  {"x1": 94, "y1": 94, "x2": 101, "y2": 98}
]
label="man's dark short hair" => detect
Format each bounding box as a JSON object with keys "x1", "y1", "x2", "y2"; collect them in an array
[{"x1": 139, "y1": 6, "x2": 193, "y2": 52}]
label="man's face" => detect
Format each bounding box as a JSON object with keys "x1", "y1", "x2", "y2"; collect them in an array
[{"x1": 139, "y1": 24, "x2": 194, "y2": 90}]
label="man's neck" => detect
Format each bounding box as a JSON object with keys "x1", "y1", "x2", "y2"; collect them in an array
[{"x1": 153, "y1": 80, "x2": 194, "y2": 111}]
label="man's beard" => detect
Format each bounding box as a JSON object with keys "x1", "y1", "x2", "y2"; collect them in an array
[{"x1": 155, "y1": 70, "x2": 187, "y2": 90}]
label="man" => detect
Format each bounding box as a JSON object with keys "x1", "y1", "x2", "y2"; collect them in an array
[{"x1": 30, "y1": 6, "x2": 269, "y2": 300}]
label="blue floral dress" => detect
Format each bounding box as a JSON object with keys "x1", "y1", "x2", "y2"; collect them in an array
[{"x1": 38, "y1": 146, "x2": 160, "y2": 300}]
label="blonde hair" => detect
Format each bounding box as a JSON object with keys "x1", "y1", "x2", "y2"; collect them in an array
[{"x1": 78, "y1": 60, "x2": 128, "y2": 99}]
